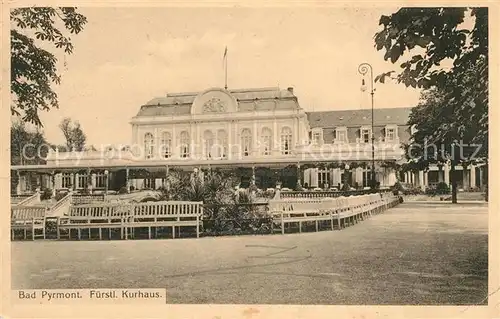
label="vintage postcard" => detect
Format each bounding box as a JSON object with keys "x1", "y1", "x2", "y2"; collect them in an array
[{"x1": 1, "y1": 1, "x2": 498, "y2": 318}]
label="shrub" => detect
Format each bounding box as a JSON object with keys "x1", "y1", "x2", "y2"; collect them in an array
[
  {"x1": 118, "y1": 186, "x2": 128, "y2": 194},
  {"x1": 341, "y1": 183, "x2": 351, "y2": 191},
  {"x1": 130, "y1": 185, "x2": 135, "y2": 191},
  {"x1": 40, "y1": 188, "x2": 52, "y2": 200},
  {"x1": 435, "y1": 182, "x2": 450, "y2": 195},
  {"x1": 55, "y1": 191, "x2": 68, "y2": 202}
]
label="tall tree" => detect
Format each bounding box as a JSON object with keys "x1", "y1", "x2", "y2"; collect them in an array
[
  {"x1": 374, "y1": 7, "x2": 488, "y2": 202},
  {"x1": 11, "y1": 7, "x2": 87, "y2": 127},
  {"x1": 59, "y1": 117, "x2": 87, "y2": 151},
  {"x1": 11, "y1": 121, "x2": 49, "y2": 165}
]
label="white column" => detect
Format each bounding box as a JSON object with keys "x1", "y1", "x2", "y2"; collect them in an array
[
  {"x1": 195, "y1": 122, "x2": 200, "y2": 159},
  {"x1": 470, "y1": 165, "x2": 476, "y2": 188},
  {"x1": 304, "y1": 168, "x2": 311, "y2": 187},
  {"x1": 125, "y1": 168, "x2": 130, "y2": 193},
  {"x1": 155, "y1": 178, "x2": 162, "y2": 189},
  {"x1": 227, "y1": 121, "x2": 232, "y2": 159},
  {"x1": 137, "y1": 179, "x2": 144, "y2": 190},
  {"x1": 232, "y1": 120, "x2": 239, "y2": 159},
  {"x1": 463, "y1": 168, "x2": 470, "y2": 190},
  {"x1": 273, "y1": 120, "x2": 278, "y2": 156},
  {"x1": 253, "y1": 120, "x2": 258, "y2": 157},
  {"x1": 388, "y1": 169, "x2": 397, "y2": 186},
  {"x1": 91, "y1": 173, "x2": 96, "y2": 188},
  {"x1": 16, "y1": 171, "x2": 22, "y2": 194},
  {"x1": 444, "y1": 163, "x2": 450, "y2": 185},
  {"x1": 423, "y1": 171, "x2": 428, "y2": 187},
  {"x1": 419, "y1": 170, "x2": 425, "y2": 189},
  {"x1": 171, "y1": 125, "x2": 177, "y2": 158},
  {"x1": 154, "y1": 127, "x2": 159, "y2": 159},
  {"x1": 55, "y1": 173, "x2": 63, "y2": 189},
  {"x1": 381, "y1": 168, "x2": 388, "y2": 186},
  {"x1": 310, "y1": 168, "x2": 319, "y2": 188},
  {"x1": 291, "y1": 117, "x2": 296, "y2": 148},
  {"x1": 478, "y1": 166, "x2": 483, "y2": 189},
  {"x1": 355, "y1": 167, "x2": 363, "y2": 186},
  {"x1": 333, "y1": 168, "x2": 341, "y2": 186}
]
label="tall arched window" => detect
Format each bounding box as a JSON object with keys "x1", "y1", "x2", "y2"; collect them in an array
[
  {"x1": 180, "y1": 131, "x2": 190, "y2": 158},
  {"x1": 203, "y1": 130, "x2": 214, "y2": 158},
  {"x1": 280, "y1": 127, "x2": 292, "y2": 155},
  {"x1": 144, "y1": 133, "x2": 154, "y2": 159},
  {"x1": 160, "y1": 132, "x2": 172, "y2": 158},
  {"x1": 241, "y1": 128, "x2": 252, "y2": 157},
  {"x1": 217, "y1": 129, "x2": 228, "y2": 159},
  {"x1": 261, "y1": 127, "x2": 272, "y2": 156}
]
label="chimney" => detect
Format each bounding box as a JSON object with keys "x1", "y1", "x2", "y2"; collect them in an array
[{"x1": 287, "y1": 87, "x2": 294, "y2": 94}]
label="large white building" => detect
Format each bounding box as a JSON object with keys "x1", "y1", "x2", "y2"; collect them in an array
[{"x1": 11, "y1": 86, "x2": 485, "y2": 194}]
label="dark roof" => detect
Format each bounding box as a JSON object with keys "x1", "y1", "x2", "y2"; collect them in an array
[
  {"x1": 306, "y1": 107, "x2": 413, "y2": 128},
  {"x1": 135, "y1": 87, "x2": 298, "y2": 117}
]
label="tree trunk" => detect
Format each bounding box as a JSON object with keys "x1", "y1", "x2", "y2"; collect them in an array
[
  {"x1": 451, "y1": 161, "x2": 457, "y2": 204},
  {"x1": 483, "y1": 164, "x2": 488, "y2": 202}
]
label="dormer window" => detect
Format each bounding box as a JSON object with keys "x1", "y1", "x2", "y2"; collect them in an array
[
  {"x1": 410, "y1": 124, "x2": 417, "y2": 135},
  {"x1": 335, "y1": 127, "x2": 348, "y2": 144},
  {"x1": 360, "y1": 127, "x2": 372, "y2": 143},
  {"x1": 311, "y1": 128, "x2": 323, "y2": 145},
  {"x1": 385, "y1": 125, "x2": 398, "y2": 142}
]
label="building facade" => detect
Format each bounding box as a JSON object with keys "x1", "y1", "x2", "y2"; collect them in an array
[{"x1": 11, "y1": 86, "x2": 485, "y2": 194}]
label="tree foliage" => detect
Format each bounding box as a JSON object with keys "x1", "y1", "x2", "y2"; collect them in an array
[
  {"x1": 374, "y1": 8, "x2": 488, "y2": 153},
  {"x1": 375, "y1": 8, "x2": 488, "y2": 202},
  {"x1": 11, "y1": 121, "x2": 49, "y2": 165},
  {"x1": 374, "y1": 8, "x2": 487, "y2": 87},
  {"x1": 11, "y1": 7, "x2": 87, "y2": 127},
  {"x1": 59, "y1": 117, "x2": 87, "y2": 151}
]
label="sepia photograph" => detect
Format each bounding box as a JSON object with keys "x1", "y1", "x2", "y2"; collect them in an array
[{"x1": 6, "y1": 4, "x2": 492, "y2": 308}]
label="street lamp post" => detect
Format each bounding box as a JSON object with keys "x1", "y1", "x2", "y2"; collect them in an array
[
  {"x1": 358, "y1": 63, "x2": 376, "y2": 190},
  {"x1": 344, "y1": 163, "x2": 350, "y2": 190},
  {"x1": 104, "y1": 169, "x2": 109, "y2": 195}
]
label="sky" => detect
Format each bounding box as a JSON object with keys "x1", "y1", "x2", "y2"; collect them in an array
[{"x1": 35, "y1": 6, "x2": 422, "y2": 146}]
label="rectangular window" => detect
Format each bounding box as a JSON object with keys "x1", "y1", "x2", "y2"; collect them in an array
[
  {"x1": 336, "y1": 129, "x2": 348, "y2": 143},
  {"x1": 313, "y1": 132, "x2": 321, "y2": 145},
  {"x1": 317, "y1": 171, "x2": 331, "y2": 188},
  {"x1": 361, "y1": 129, "x2": 371, "y2": 143},
  {"x1": 62, "y1": 173, "x2": 72, "y2": 188},
  {"x1": 386, "y1": 128, "x2": 395, "y2": 141},
  {"x1": 95, "y1": 173, "x2": 106, "y2": 188},
  {"x1": 144, "y1": 178, "x2": 156, "y2": 189},
  {"x1": 410, "y1": 124, "x2": 417, "y2": 135},
  {"x1": 78, "y1": 175, "x2": 88, "y2": 188}
]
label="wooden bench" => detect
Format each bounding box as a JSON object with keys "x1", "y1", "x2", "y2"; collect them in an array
[
  {"x1": 57, "y1": 201, "x2": 204, "y2": 240},
  {"x1": 11, "y1": 206, "x2": 47, "y2": 240},
  {"x1": 321, "y1": 196, "x2": 370, "y2": 229},
  {"x1": 127, "y1": 201, "x2": 203, "y2": 239},
  {"x1": 57, "y1": 204, "x2": 132, "y2": 240},
  {"x1": 268, "y1": 198, "x2": 334, "y2": 234}
]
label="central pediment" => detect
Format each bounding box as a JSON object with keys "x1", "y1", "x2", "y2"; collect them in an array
[{"x1": 191, "y1": 87, "x2": 238, "y2": 115}]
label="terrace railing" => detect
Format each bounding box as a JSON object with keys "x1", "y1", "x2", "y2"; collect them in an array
[
  {"x1": 13, "y1": 192, "x2": 40, "y2": 206},
  {"x1": 280, "y1": 189, "x2": 379, "y2": 199},
  {"x1": 11, "y1": 194, "x2": 33, "y2": 205},
  {"x1": 48, "y1": 192, "x2": 73, "y2": 217},
  {"x1": 71, "y1": 194, "x2": 106, "y2": 205}
]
